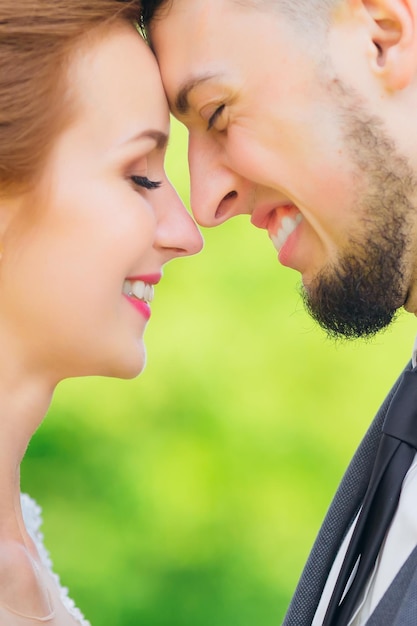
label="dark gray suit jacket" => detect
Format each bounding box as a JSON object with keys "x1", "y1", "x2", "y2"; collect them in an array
[{"x1": 283, "y1": 362, "x2": 417, "y2": 625}]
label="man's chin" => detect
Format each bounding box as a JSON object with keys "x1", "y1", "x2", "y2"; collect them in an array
[{"x1": 301, "y1": 283, "x2": 399, "y2": 340}]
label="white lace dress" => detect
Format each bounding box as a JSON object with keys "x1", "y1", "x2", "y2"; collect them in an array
[{"x1": 21, "y1": 493, "x2": 91, "y2": 626}]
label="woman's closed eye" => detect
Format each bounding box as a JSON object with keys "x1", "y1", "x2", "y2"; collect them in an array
[
  {"x1": 131, "y1": 175, "x2": 162, "y2": 191},
  {"x1": 207, "y1": 104, "x2": 226, "y2": 131}
]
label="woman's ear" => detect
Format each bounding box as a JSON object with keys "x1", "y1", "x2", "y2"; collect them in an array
[{"x1": 362, "y1": 0, "x2": 417, "y2": 90}]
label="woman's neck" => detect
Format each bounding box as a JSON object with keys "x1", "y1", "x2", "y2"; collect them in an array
[
  {"x1": 0, "y1": 373, "x2": 53, "y2": 539},
  {"x1": 0, "y1": 370, "x2": 55, "y2": 621}
]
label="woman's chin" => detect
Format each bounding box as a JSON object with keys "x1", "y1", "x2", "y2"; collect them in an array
[
  {"x1": 61, "y1": 346, "x2": 147, "y2": 382},
  {"x1": 105, "y1": 349, "x2": 147, "y2": 380},
  {"x1": 117, "y1": 360, "x2": 146, "y2": 380}
]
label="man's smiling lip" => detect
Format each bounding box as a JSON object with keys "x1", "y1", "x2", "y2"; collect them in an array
[
  {"x1": 250, "y1": 202, "x2": 304, "y2": 267},
  {"x1": 251, "y1": 202, "x2": 301, "y2": 232}
]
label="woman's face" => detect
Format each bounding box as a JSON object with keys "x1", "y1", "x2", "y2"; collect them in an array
[{"x1": 0, "y1": 23, "x2": 203, "y2": 382}]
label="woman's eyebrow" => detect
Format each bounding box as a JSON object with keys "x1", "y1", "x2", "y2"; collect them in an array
[{"x1": 121, "y1": 129, "x2": 169, "y2": 150}]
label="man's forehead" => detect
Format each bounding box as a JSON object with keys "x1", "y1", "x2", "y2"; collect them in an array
[
  {"x1": 149, "y1": 0, "x2": 265, "y2": 24},
  {"x1": 150, "y1": 1, "x2": 242, "y2": 99},
  {"x1": 150, "y1": 0, "x2": 219, "y2": 60},
  {"x1": 150, "y1": 0, "x2": 291, "y2": 99},
  {"x1": 150, "y1": 0, "x2": 264, "y2": 48}
]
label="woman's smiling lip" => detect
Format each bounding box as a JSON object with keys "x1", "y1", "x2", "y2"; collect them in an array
[
  {"x1": 122, "y1": 272, "x2": 162, "y2": 321},
  {"x1": 127, "y1": 272, "x2": 162, "y2": 285}
]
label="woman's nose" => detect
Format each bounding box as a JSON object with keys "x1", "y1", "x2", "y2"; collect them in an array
[{"x1": 156, "y1": 182, "x2": 203, "y2": 259}]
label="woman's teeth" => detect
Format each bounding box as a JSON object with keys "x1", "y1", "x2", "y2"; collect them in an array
[
  {"x1": 271, "y1": 213, "x2": 303, "y2": 251},
  {"x1": 123, "y1": 280, "x2": 154, "y2": 303}
]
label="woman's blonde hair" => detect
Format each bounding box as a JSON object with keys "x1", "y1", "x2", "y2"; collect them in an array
[{"x1": 0, "y1": 0, "x2": 141, "y2": 194}]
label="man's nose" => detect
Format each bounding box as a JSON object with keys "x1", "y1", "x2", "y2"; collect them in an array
[{"x1": 188, "y1": 134, "x2": 254, "y2": 228}]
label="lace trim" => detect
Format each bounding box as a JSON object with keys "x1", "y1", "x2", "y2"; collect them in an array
[{"x1": 21, "y1": 494, "x2": 91, "y2": 626}]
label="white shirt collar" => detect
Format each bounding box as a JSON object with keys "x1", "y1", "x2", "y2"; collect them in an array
[{"x1": 412, "y1": 335, "x2": 417, "y2": 369}]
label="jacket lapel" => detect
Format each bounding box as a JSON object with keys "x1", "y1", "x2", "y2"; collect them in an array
[{"x1": 282, "y1": 364, "x2": 409, "y2": 626}]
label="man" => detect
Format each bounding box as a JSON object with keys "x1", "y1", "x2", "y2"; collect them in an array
[{"x1": 140, "y1": 1, "x2": 417, "y2": 624}]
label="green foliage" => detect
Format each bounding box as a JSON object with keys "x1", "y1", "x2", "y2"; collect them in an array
[{"x1": 21, "y1": 120, "x2": 417, "y2": 624}]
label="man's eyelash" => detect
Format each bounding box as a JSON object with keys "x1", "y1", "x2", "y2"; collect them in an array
[
  {"x1": 131, "y1": 175, "x2": 162, "y2": 190},
  {"x1": 207, "y1": 104, "x2": 226, "y2": 130}
]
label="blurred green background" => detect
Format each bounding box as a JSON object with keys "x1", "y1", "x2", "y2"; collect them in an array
[{"x1": 21, "y1": 120, "x2": 417, "y2": 625}]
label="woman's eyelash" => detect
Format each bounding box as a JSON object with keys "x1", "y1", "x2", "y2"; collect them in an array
[
  {"x1": 207, "y1": 104, "x2": 226, "y2": 131},
  {"x1": 131, "y1": 175, "x2": 162, "y2": 190}
]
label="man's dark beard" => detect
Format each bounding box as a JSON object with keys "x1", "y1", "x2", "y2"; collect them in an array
[
  {"x1": 302, "y1": 238, "x2": 406, "y2": 339},
  {"x1": 301, "y1": 82, "x2": 416, "y2": 340}
]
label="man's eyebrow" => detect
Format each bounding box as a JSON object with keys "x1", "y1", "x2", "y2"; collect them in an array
[{"x1": 174, "y1": 74, "x2": 218, "y2": 115}]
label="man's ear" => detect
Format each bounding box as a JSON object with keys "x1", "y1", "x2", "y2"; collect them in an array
[{"x1": 362, "y1": 0, "x2": 417, "y2": 90}]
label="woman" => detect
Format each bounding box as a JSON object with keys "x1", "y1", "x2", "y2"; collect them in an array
[{"x1": 0, "y1": 1, "x2": 202, "y2": 624}]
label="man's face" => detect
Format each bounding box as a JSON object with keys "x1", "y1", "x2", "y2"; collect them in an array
[{"x1": 151, "y1": 0, "x2": 417, "y2": 338}]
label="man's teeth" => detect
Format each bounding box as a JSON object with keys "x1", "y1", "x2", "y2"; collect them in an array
[
  {"x1": 271, "y1": 213, "x2": 303, "y2": 251},
  {"x1": 123, "y1": 280, "x2": 154, "y2": 303}
]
